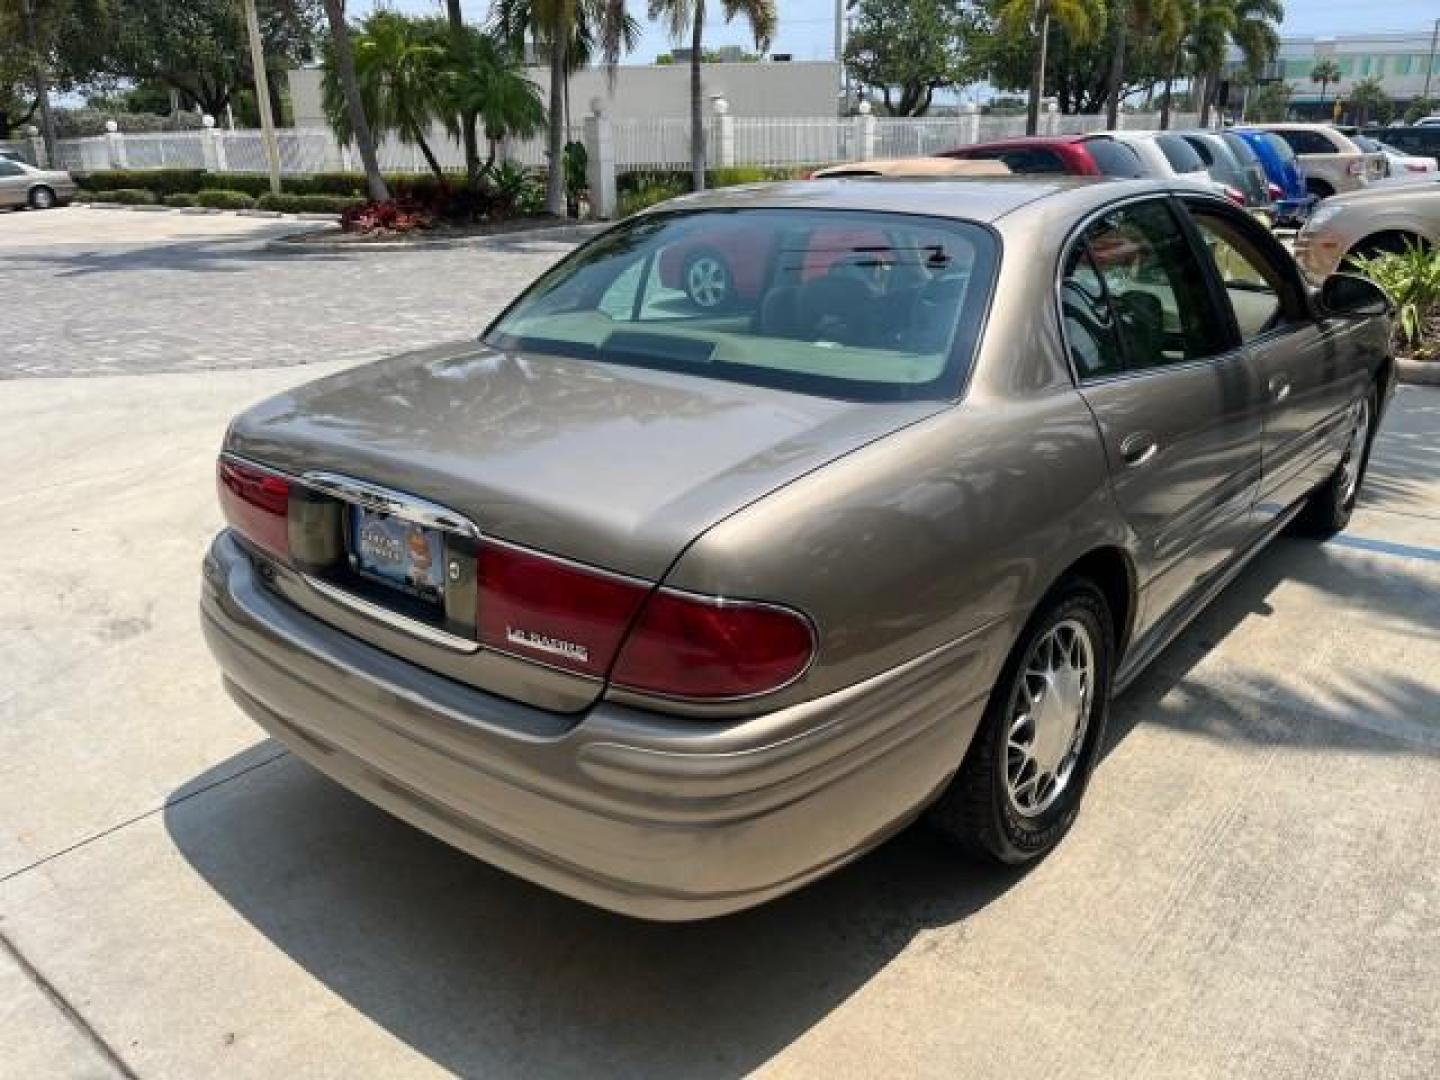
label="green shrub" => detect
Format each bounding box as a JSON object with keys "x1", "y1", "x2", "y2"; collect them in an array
[
  {"x1": 76, "y1": 169, "x2": 203, "y2": 196},
  {"x1": 255, "y1": 192, "x2": 363, "y2": 214},
  {"x1": 196, "y1": 189, "x2": 257, "y2": 210},
  {"x1": 1351, "y1": 240, "x2": 1440, "y2": 359},
  {"x1": 617, "y1": 178, "x2": 688, "y2": 218},
  {"x1": 91, "y1": 188, "x2": 156, "y2": 205},
  {"x1": 163, "y1": 193, "x2": 199, "y2": 207}
]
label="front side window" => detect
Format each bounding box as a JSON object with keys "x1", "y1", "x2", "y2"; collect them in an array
[
  {"x1": 487, "y1": 208, "x2": 998, "y2": 402},
  {"x1": 1186, "y1": 208, "x2": 1293, "y2": 341},
  {"x1": 1067, "y1": 200, "x2": 1231, "y2": 374},
  {"x1": 1278, "y1": 129, "x2": 1339, "y2": 155}
]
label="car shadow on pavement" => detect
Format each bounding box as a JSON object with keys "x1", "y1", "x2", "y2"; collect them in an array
[{"x1": 164, "y1": 746, "x2": 1029, "y2": 1078}]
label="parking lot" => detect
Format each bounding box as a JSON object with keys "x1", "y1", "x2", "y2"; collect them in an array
[{"x1": 2, "y1": 208, "x2": 1438, "y2": 1079}]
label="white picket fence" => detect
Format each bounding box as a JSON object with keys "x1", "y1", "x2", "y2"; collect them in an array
[{"x1": 14, "y1": 110, "x2": 1206, "y2": 177}]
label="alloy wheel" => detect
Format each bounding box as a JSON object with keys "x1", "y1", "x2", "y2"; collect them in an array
[
  {"x1": 1005, "y1": 618, "x2": 1095, "y2": 818},
  {"x1": 685, "y1": 256, "x2": 729, "y2": 309}
]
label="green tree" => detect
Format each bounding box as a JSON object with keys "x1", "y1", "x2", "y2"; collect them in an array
[
  {"x1": 1310, "y1": 57, "x2": 1341, "y2": 111},
  {"x1": 990, "y1": 0, "x2": 1106, "y2": 132},
  {"x1": 1246, "y1": 77, "x2": 1289, "y2": 120},
  {"x1": 493, "y1": 0, "x2": 634, "y2": 216},
  {"x1": 320, "y1": 0, "x2": 389, "y2": 202},
  {"x1": 0, "y1": 0, "x2": 110, "y2": 157},
  {"x1": 648, "y1": 0, "x2": 776, "y2": 191},
  {"x1": 1103, "y1": 0, "x2": 1184, "y2": 127},
  {"x1": 1190, "y1": 0, "x2": 1281, "y2": 126},
  {"x1": 843, "y1": 0, "x2": 980, "y2": 118},
  {"x1": 1406, "y1": 96, "x2": 1438, "y2": 123},
  {"x1": 1347, "y1": 75, "x2": 1392, "y2": 125},
  {"x1": 105, "y1": 0, "x2": 319, "y2": 121},
  {"x1": 322, "y1": 11, "x2": 450, "y2": 179}
]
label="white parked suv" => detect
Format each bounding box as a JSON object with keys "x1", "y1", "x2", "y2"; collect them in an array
[
  {"x1": 1101, "y1": 130, "x2": 1240, "y2": 201},
  {"x1": 1252, "y1": 124, "x2": 1385, "y2": 199}
]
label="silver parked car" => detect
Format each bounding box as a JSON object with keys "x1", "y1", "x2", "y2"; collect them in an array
[
  {"x1": 1295, "y1": 176, "x2": 1440, "y2": 280},
  {"x1": 0, "y1": 156, "x2": 77, "y2": 209},
  {"x1": 203, "y1": 178, "x2": 1393, "y2": 919}
]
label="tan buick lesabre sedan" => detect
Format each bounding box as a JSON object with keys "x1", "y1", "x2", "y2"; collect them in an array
[{"x1": 203, "y1": 178, "x2": 1393, "y2": 919}]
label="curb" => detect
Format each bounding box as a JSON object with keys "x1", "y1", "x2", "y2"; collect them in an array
[
  {"x1": 72, "y1": 203, "x2": 337, "y2": 224},
  {"x1": 264, "y1": 221, "x2": 610, "y2": 254},
  {"x1": 1396, "y1": 356, "x2": 1440, "y2": 386}
]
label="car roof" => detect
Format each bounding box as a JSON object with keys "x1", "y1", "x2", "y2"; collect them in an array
[
  {"x1": 648, "y1": 176, "x2": 1179, "y2": 225},
  {"x1": 954, "y1": 135, "x2": 1092, "y2": 150},
  {"x1": 812, "y1": 157, "x2": 1011, "y2": 178}
]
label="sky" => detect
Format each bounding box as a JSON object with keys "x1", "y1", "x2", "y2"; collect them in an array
[{"x1": 359, "y1": 1, "x2": 1440, "y2": 65}]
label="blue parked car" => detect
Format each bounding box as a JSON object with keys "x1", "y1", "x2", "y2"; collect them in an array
[{"x1": 1231, "y1": 129, "x2": 1316, "y2": 226}]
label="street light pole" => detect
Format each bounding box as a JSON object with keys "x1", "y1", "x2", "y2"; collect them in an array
[
  {"x1": 242, "y1": 0, "x2": 283, "y2": 196},
  {"x1": 1424, "y1": 17, "x2": 1440, "y2": 103}
]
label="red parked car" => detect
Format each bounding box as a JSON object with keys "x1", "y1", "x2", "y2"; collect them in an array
[{"x1": 940, "y1": 135, "x2": 1148, "y2": 178}]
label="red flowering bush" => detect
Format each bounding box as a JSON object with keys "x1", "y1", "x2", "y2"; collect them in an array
[{"x1": 340, "y1": 194, "x2": 436, "y2": 235}]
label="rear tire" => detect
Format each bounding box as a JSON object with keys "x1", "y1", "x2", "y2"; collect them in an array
[
  {"x1": 1293, "y1": 386, "x2": 1377, "y2": 537},
  {"x1": 28, "y1": 185, "x2": 56, "y2": 210},
  {"x1": 928, "y1": 579, "x2": 1114, "y2": 864}
]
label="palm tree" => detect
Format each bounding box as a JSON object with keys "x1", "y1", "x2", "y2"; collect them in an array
[
  {"x1": 322, "y1": 11, "x2": 451, "y2": 181},
  {"x1": 445, "y1": 29, "x2": 547, "y2": 169},
  {"x1": 995, "y1": 0, "x2": 1107, "y2": 135},
  {"x1": 646, "y1": 1, "x2": 776, "y2": 192},
  {"x1": 1311, "y1": 57, "x2": 1341, "y2": 113},
  {"x1": 320, "y1": 0, "x2": 390, "y2": 202},
  {"x1": 493, "y1": 0, "x2": 632, "y2": 217},
  {"x1": 1104, "y1": 0, "x2": 1184, "y2": 128},
  {"x1": 1183, "y1": 0, "x2": 1280, "y2": 127},
  {"x1": 439, "y1": 0, "x2": 484, "y2": 182}
]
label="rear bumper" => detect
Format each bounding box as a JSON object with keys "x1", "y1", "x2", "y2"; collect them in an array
[{"x1": 201, "y1": 533, "x2": 992, "y2": 920}]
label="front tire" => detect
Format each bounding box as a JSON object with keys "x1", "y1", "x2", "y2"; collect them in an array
[
  {"x1": 1294, "y1": 386, "x2": 1376, "y2": 536},
  {"x1": 28, "y1": 185, "x2": 56, "y2": 210},
  {"x1": 929, "y1": 579, "x2": 1114, "y2": 864}
]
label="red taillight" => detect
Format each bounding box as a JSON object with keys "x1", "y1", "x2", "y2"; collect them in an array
[
  {"x1": 610, "y1": 590, "x2": 814, "y2": 700},
  {"x1": 477, "y1": 540, "x2": 815, "y2": 699},
  {"x1": 477, "y1": 541, "x2": 649, "y2": 678},
  {"x1": 1223, "y1": 184, "x2": 1246, "y2": 206},
  {"x1": 1268, "y1": 182, "x2": 1283, "y2": 199},
  {"x1": 217, "y1": 457, "x2": 290, "y2": 559}
]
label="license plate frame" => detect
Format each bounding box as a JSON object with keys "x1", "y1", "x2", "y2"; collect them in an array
[{"x1": 347, "y1": 505, "x2": 447, "y2": 607}]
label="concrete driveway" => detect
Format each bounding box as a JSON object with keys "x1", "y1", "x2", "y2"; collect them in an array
[{"x1": 2, "y1": 209, "x2": 1438, "y2": 1079}]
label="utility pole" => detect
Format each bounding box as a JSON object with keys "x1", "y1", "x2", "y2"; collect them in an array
[
  {"x1": 1425, "y1": 17, "x2": 1440, "y2": 103},
  {"x1": 1026, "y1": 4, "x2": 1051, "y2": 137},
  {"x1": 19, "y1": 0, "x2": 57, "y2": 165},
  {"x1": 242, "y1": 0, "x2": 283, "y2": 196}
]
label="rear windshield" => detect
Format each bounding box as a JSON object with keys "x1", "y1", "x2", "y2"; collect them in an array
[
  {"x1": 1220, "y1": 132, "x2": 1260, "y2": 165},
  {"x1": 1260, "y1": 132, "x2": 1297, "y2": 162},
  {"x1": 1155, "y1": 133, "x2": 1207, "y2": 173},
  {"x1": 1084, "y1": 137, "x2": 1145, "y2": 177},
  {"x1": 486, "y1": 208, "x2": 997, "y2": 402}
]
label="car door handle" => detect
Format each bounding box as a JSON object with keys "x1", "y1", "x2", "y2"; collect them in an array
[
  {"x1": 1269, "y1": 374, "x2": 1292, "y2": 403},
  {"x1": 1120, "y1": 431, "x2": 1159, "y2": 468}
]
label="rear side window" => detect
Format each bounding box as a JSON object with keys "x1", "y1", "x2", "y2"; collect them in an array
[
  {"x1": 1275, "y1": 129, "x2": 1340, "y2": 155},
  {"x1": 0, "y1": 160, "x2": 24, "y2": 177},
  {"x1": 1084, "y1": 138, "x2": 1145, "y2": 177},
  {"x1": 1060, "y1": 245, "x2": 1126, "y2": 379},
  {"x1": 1182, "y1": 135, "x2": 1217, "y2": 166},
  {"x1": 1155, "y1": 134, "x2": 1206, "y2": 174},
  {"x1": 1063, "y1": 199, "x2": 1231, "y2": 375}
]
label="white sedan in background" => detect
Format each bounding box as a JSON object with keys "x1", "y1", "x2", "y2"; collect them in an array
[
  {"x1": 1354, "y1": 135, "x2": 1438, "y2": 178},
  {"x1": 0, "y1": 155, "x2": 77, "y2": 210}
]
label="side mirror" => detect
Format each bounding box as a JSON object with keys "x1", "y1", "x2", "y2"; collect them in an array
[{"x1": 1316, "y1": 272, "x2": 1391, "y2": 319}]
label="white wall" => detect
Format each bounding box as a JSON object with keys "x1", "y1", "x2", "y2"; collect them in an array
[{"x1": 288, "y1": 60, "x2": 842, "y2": 130}]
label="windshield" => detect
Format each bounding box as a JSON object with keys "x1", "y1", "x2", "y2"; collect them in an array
[
  {"x1": 1220, "y1": 133, "x2": 1260, "y2": 165},
  {"x1": 485, "y1": 208, "x2": 998, "y2": 402}
]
